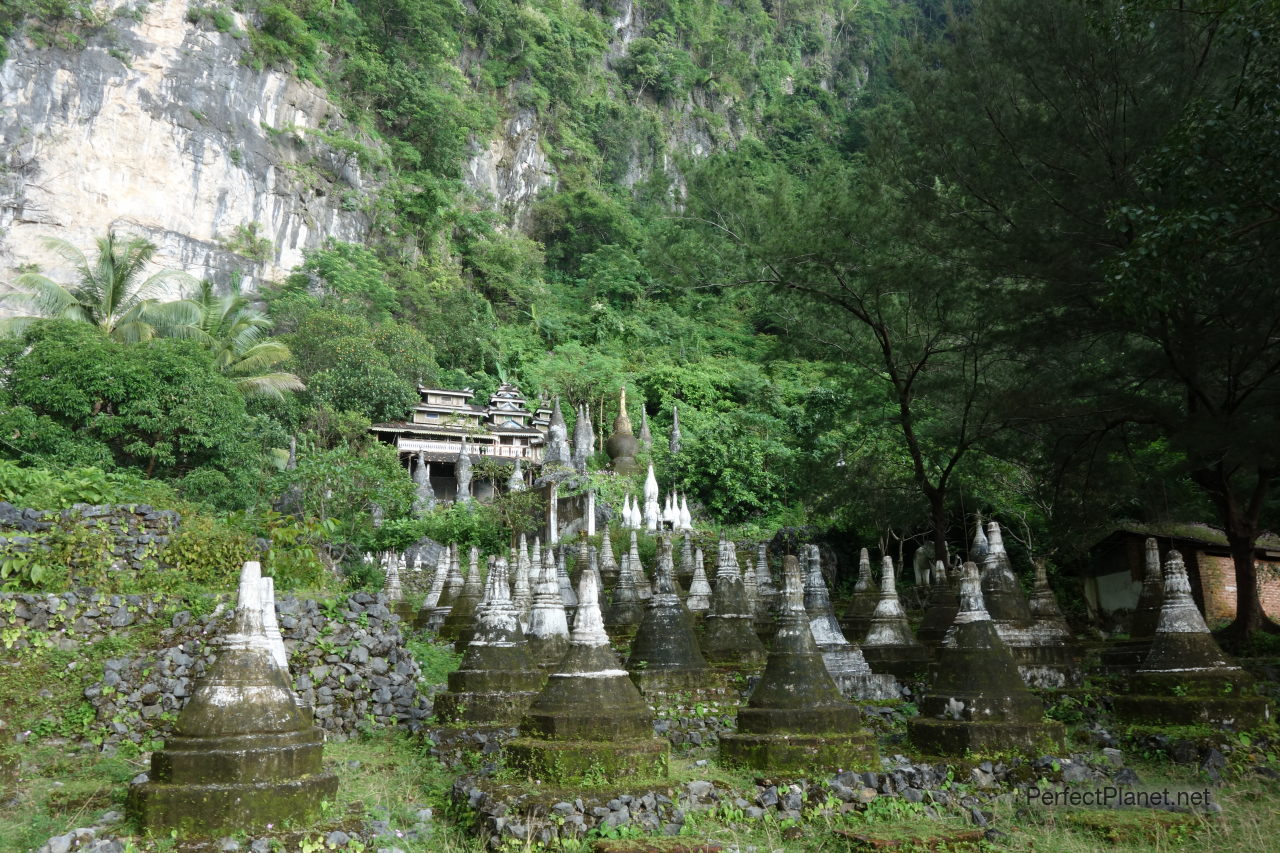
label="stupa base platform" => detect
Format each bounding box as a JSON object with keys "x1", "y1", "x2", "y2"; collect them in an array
[
  {"x1": 393, "y1": 601, "x2": 417, "y2": 626},
  {"x1": 126, "y1": 772, "x2": 339, "y2": 835},
  {"x1": 421, "y1": 723, "x2": 518, "y2": 768},
  {"x1": 148, "y1": 730, "x2": 326, "y2": 782},
  {"x1": 1007, "y1": 643, "x2": 1083, "y2": 689},
  {"x1": 906, "y1": 718, "x2": 1064, "y2": 757},
  {"x1": 504, "y1": 736, "x2": 669, "y2": 782},
  {"x1": 860, "y1": 646, "x2": 934, "y2": 682},
  {"x1": 1113, "y1": 670, "x2": 1269, "y2": 728},
  {"x1": 630, "y1": 667, "x2": 731, "y2": 701},
  {"x1": 433, "y1": 690, "x2": 543, "y2": 725},
  {"x1": 718, "y1": 731, "x2": 878, "y2": 774},
  {"x1": 833, "y1": 672, "x2": 902, "y2": 701},
  {"x1": 1099, "y1": 639, "x2": 1154, "y2": 673}
]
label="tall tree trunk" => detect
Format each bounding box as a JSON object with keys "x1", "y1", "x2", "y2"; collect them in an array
[{"x1": 1193, "y1": 464, "x2": 1280, "y2": 643}]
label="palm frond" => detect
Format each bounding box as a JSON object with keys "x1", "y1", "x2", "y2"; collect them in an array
[
  {"x1": 9, "y1": 273, "x2": 82, "y2": 318},
  {"x1": 227, "y1": 340, "x2": 293, "y2": 374},
  {"x1": 234, "y1": 372, "x2": 306, "y2": 399},
  {"x1": 112, "y1": 319, "x2": 158, "y2": 345}
]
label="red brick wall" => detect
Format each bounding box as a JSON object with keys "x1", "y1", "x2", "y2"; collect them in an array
[{"x1": 1196, "y1": 552, "x2": 1280, "y2": 624}]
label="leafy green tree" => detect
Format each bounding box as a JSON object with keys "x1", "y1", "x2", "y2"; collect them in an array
[
  {"x1": 0, "y1": 322, "x2": 267, "y2": 495},
  {"x1": 0, "y1": 232, "x2": 196, "y2": 342},
  {"x1": 882, "y1": 0, "x2": 1280, "y2": 637}
]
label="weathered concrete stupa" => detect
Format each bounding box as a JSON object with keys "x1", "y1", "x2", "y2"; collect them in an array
[
  {"x1": 907, "y1": 562, "x2": 1065, "y2": 756},
  {"x1": 859, "y1": 556, "x2": 932, "y2": 681},
  {"x1": 419, "y1": 544, "x2": 464, "y2": 633},
  {"x1": 127, "y1": 563, "x2": 337, "y2": 834},
  {"x1": 1113, "y1": 551, "x2": 1270, "y2": 729},
  {"x1": 685, "y1": 546, "x2": 712, "y2": 616},
  {"x1": 606, "y1": 387, "x2": 640, "y2": 474},
  {"x1": 507, "y1": 570, "x2": 668, "y2": 781},
  {"x1": 440, "y1": 547, "x2": 485, "y2": 649},
  {"x1": 527, "y1": 546, "x2": 571, "y2": 669},
  {"x1": 604, "y1": 536, "x2": 646, "y2": 640},
  {"x1": 700, "y1": 539, "x2": 767, "y2": 667},
  {"x1": 434, "y1": 557, "x2": 546, "y2": 725},
  {"x1": 803, "y1": 545, "x2": 899, "y2": 700},
  {"x1": 915, "y1": 561, "x2": 960, "y2": 649},
  {"x1": 840, "y1": 548, "x2": 879, "y2": 640},
  {"x1": 1101, "y1": 537, "x2": 1166, "y2": 673},
  {"x1": 626, "y1": 536, "x2": 714, "y2": 699},
  {"x1": 599, "y1": 527, "x2": 620, "y2": 589},
  {"x1": 720, "y1": 556, "x2": 878, "y2": 774},
  {"x1": 980, "y1": 521, "x2": 1080, "y2": 687}
]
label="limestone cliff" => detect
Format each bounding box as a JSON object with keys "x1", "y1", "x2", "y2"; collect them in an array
[{"x1": 0, "y1": 0, "x2": 371, "y2": 292}]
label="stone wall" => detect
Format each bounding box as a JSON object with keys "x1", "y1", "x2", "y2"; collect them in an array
[
  {"x1": 0, "y1": 590, "x2": 431, "y2": 748},
  {"x1": 0, "y1": 502, "x2": 179, "y2": 573}
]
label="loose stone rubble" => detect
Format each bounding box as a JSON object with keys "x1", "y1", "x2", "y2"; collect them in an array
[
  {"x1": 908, "y1": 562, "x2": 1065, "y2": 756},
  {"x1": 720, "y1": 555, "x2": 878, "y2": 774},
  {"x1": 126, "y1": 563, "x2": 338, "y2": 835},
  {"x1": 802, "y1": 545, "x2": 900, "y2": 700}
]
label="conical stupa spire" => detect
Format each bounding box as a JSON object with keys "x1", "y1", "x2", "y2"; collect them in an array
[
  {"x1": 841, "y1": 547, "x2": 879, "y2": 639},
  {"x1": 701, "y1": 537, "x2": 766, "y2": 665},
  {"x1": 803, "y1": 545, "x2": 894, "y2": 698},
  {"x1": 1130, "y1": 537, "x2": 1165, "y2": 639},
  {"x1": 980, "y1": 520, "x2": 1032, "y2": 624},
  {"x1": 686, "y1": 547, "x2": 712, "y2": 613},
  {"x1": 527, "y1": 544, "x2": 571, "y2": 668}
]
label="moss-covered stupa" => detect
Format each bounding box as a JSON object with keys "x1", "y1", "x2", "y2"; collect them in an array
[
  {"x1": 907, "y1": 562, "x2": 1064, "y2": 756},
  {"x1": 419, "y1": 544, "x2": 463, "y2": 633},
  {"x1": 803, "y1": 545, "x2": 899, "y2": 700},
  {"x1": 556, "y1": 546, "x2": 578, "y2": 613},
  {"x1": 527, "y1": 545, "x2": 572, "y2": 669},
  {"x1": 720, "y1": 556, "x2": 878, "y2": 774},
  {"x1": 440, "y1": 546, "x2": 485, "y2": 648},
  {"x1": 413, "y1": 547, "x2": 449, "y2": 631},
  {"x1": 685, "y1": 546, "x2": 712, "y2": 615},
  {"x1": 599, "y1": 527, "x2": 620, "y2": 589},
  {"x1": 915, "y1": 561, "x2": 961, "y2": 649},
  {"x1": 127, "y1": 563, "x2": 337, "y2": 835},
  {"x1": 1113, "y1": 550, "x2": 1269, "y2": 728},
  {"x1": 604, "y1": 536, "x2": 646, "y2": 639},
  {"x1": 628, "y1": 531, "x2": 653, "y2": 600},
  {"x1": 980, "y1": 521, "x2": 1080, "y2": 687},
  {"x1": 840, "y1": 547, "x2": 879, "y2": 640},
  {"x1": 506, "y1": 569, "x2": 668, "y2": 781},
  {"x1": 859, "y1": 556, "x2": 932, "y2": 680},
  {"x1": 700, "y1": 538, "x2": 767, "y2": 667},
  {"x1": 512, "y1": 535, "x2": 535, "y2": 631},
  {"x1": 434, "y1": 556, "x2": 547, "y2": 725},
  {"x1": 1102, "y1": 537, "x2": 1165, "y2": 672},
  {"x1": 626, "y1": 536, "x2": 713, "y2": 698}
]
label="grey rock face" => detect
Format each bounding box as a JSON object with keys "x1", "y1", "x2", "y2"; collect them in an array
[{"x1": 0, "y1": 0, "x2": 371, "y2": 290}]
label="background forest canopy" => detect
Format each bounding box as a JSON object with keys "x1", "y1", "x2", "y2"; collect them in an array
[{"x1": 1, "y1": 0, "x2": 1277, "y2": 632}]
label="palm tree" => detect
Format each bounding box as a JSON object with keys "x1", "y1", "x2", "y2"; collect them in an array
[
  {"x1": 0, "y1": 232, "x2": 198, "y2": 342},
  {"x1": 182, "y1": 279, "x2": 305, "y2": 399}
]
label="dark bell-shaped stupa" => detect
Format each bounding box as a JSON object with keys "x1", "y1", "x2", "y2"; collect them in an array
[
  {"x1": 1113, "y1": 550, "x2": 1269, "y2": 728},
  {"x1": 907, "y1": 562, "x2": 1064, "y2": 756},
  {"x1": 840, "y1": 547, "x2": 879, "y2": 639},
  {"x1": 719, "y1": 556, "x2": 878, "y2": 774},
  {"x1": 506, "y1": 570, "x2": 668, "y2": 781},
  {"x1": 606, "y1": 387, "x2": 640, "y2": 474},
  {"x1": 434, "y1": 557, "x2": 547, "y2": 724},
  {"x1": 626, "y1": 536, "x2": 713, "y2": 698},
  {"x1": 127, "y1": 563, "x2": 337, "y2": 834},
  {"x1": 700, "y1": 538, "x2": 767, "y2": 667}
]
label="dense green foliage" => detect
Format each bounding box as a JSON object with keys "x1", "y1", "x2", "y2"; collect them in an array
[{"x1": 3, "y1": 0, "x2": 1276, "y2": 635}]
